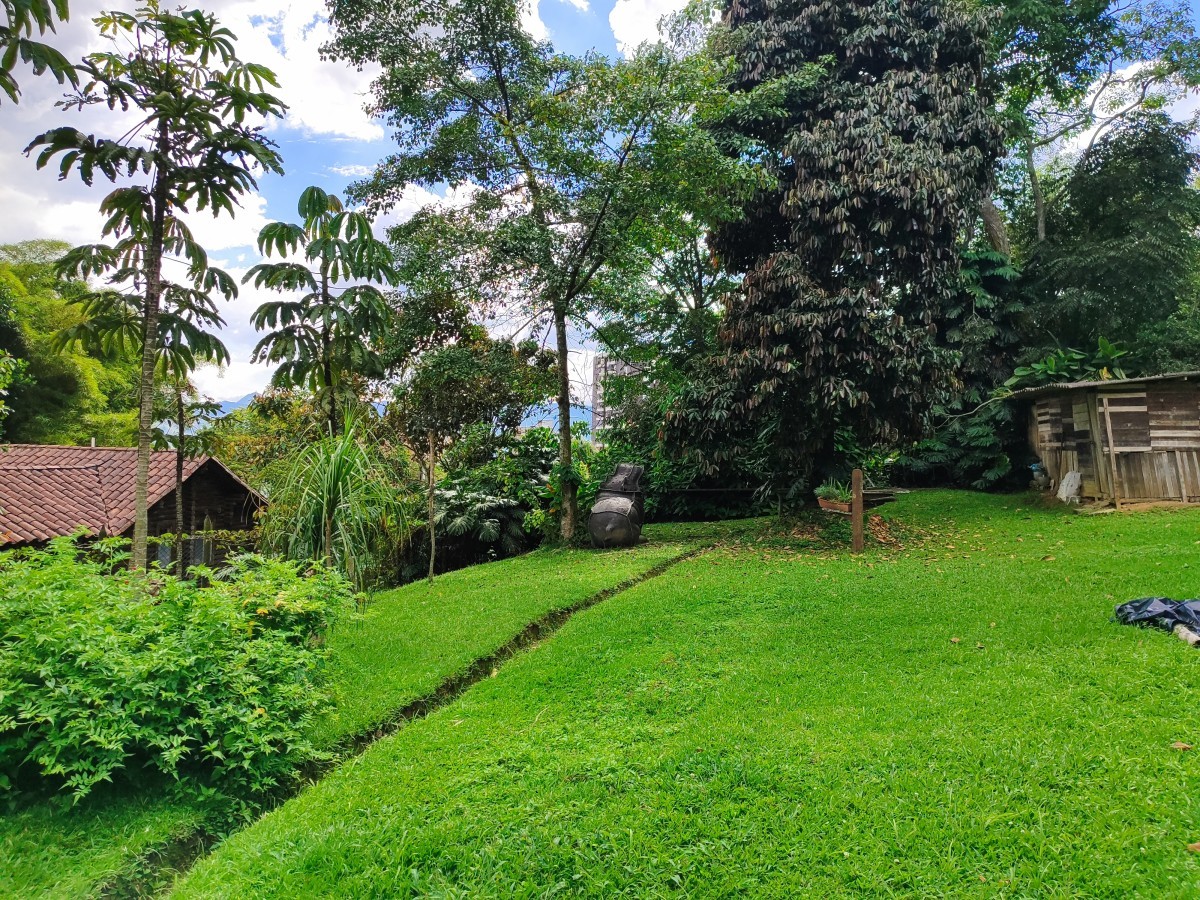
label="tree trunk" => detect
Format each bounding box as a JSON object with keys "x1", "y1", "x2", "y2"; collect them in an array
[
  {"x1": 175, "y1": 387, "x2": 185, "y2": 576},
  {"x1": 1025, "y1": 144, "x2": 1046, "y2": 244},
  {"x1": 553, "y1": 306, "x2": 576, "y2": 542},
  {"x1": 320, "y1": 266, "x2": 338, "y2": 437},
  {"x1": 980, "y1": 195, "x2": 1011, "y2": 257},
  {"x1": 132, "y1": 121, "x2": 171, "y2": 570},
  {"x1": 427, "y1": 430, "x2": 437, "y2": 583}
]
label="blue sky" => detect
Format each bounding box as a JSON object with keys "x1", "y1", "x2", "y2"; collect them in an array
[
  {"x1": 1, "y1": 0, "x2": 672, "y2": 401},
  {"x1": 2, "y1": 0, "x2": 1198, "y2": 402}
]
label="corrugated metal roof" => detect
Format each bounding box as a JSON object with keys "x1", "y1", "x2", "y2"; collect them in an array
[{"x1": 1006, "y1": 371, "x2": 1200, "y2": 401}]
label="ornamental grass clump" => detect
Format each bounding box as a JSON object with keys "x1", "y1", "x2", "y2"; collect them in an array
[{"x1": 0, "y1": 537, "x2": 353, "y2": 806}]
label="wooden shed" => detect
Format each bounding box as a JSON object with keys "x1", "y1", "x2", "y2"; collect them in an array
[{"x1": 1015, "y1": 372, "x2": 1200, "y2": 506}]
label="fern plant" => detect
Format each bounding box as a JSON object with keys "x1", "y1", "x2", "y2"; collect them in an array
[{"x1": 401, "y1": 481, "x2": 529, "y2": 581}]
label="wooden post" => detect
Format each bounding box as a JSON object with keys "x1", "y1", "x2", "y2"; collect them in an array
[
  {"x1": 851, "y1": 468, "x2": 864, "y2": 554},
  {"x1": 1101, "y1": 396, "x2": 1123, "y2": 509}
]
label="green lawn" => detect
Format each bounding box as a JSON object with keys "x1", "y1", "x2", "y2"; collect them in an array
[
  {"x1": 173, "y1": 492, "x2": 1200, "y2": 898},
  {"x1": 1, "y1": 790, "x2": 204, "y2": 900},
  {"x1": 314, "y1": 537, "x2": 698, "y2": 747},
  {"x1": 1, "y1": 531, "x2": 702, "y2": 899}
]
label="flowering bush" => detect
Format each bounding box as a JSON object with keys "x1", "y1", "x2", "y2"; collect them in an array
[{"x1": 0, "y1": 538, "x2": 353, "y2": 805}]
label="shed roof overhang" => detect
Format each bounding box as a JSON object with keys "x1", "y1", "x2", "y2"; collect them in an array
[{"x1": 1006, "y1": 371, "x2": 1200, "y2": 402}]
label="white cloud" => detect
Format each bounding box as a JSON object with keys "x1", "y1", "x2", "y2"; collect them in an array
[
  {"x1": 609, "y1": 0, "x2": 686, "y2": 56},
  {"x1": 521, "y1": 0, "x2": 549, "y2": 41},
  {"x1": 1057, "y1": 61, "x2": 1199, "y2": 155},
  {"x1": 210, "y1": 0, "x2": 384, "y2": 142},
  {"x1": 329, "y1": 164, "x2": 376, "y2": 178},
  {"x1": 521, "y1": 0, "x2": 592, "y2": 41},
  {"x1": 193, "y1": 360, "x2": 275, "y2": 403},
  {"x1": 370, "y1": 182, "x2": 479, "y2": 234},
  {"x1": 184, "y1": 192, "x2": 271, "y2": 253},
  {"x1": 0, "y1": 187, "x2": 105, "y2": 246}
]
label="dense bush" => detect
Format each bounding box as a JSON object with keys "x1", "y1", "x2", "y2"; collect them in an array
[
  {"x1": 401, "y1": 428, "x2": 555, "y2": 578},
  {"x1": 595, "y1": 383, "x2": 762, "y2": 522},
  {"x1": 0, "y1": 539, "x2": 353, "y2": 806}
]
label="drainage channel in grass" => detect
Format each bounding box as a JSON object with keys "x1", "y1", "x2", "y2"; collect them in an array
[
  {"x1": 103, "y1": 545, "x2": 708, "y2": 898},
  {"x1": 171, "y1": 492, "x2": 1200, "y2": 899},
  {"x1": 3, "y1": 531, "x2": 715, "y2": 900}
]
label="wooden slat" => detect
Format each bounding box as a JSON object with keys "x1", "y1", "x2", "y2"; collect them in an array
[{"x1": 1149, "y1": 385, "x2": 1200, "y2": 450}]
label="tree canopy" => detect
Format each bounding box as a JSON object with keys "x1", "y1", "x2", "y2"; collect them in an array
[
  {"x1": 247, "y1": 186, "x2": 396, "y2": 435},
  {"x1": 390, "y1": 335, "x2": 556, "y2": 577},
  {"x1": 324, "y1": 0, "x2": 750, "y2": 539},
  {"x1": 0, "y1": 241, "x2": 139, "y2": 445},
  {"x1": 668, "y1": 0, "x2": 1003, "y2": 502}
]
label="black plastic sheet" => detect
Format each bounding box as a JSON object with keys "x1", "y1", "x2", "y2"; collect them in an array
[{"x1": 1114, "y1": 597, "x2": 1200, "y2": 633}]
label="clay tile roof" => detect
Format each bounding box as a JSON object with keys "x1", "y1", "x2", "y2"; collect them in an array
[{"x1": 0, "y1": 445, "x2": 211, "y2": 545}]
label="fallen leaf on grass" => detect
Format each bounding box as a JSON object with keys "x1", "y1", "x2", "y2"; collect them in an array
[
  {"x1": 976, "y1": 643, "x2": 985, "y2": 650},
  {"x1": 1042, "y1": 555, "x2": 1056, "y2": 561},
  {"x1": 1171, "y1": 742, "x2": 1193, "y2": 751},
  {"x1": 950, "y1": 637, "x2": 961, "y2": 644},
  {"x1": 989, "y1": 622, "x2": 997, "y2": 628},
  {"x1": 1188, "y1": 842, "x2": 1200, "y2": 853}
]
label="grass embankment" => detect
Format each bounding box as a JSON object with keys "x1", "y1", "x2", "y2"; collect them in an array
[
  {"x1": 176, "y1": 492, "x2": 1200, "y2": 898},
  {"x1": 314, "y1": 537, "x2": 700, "y2": 746},
  {"x1": 2, "y1": 531, "x2": 703, "y2": 899}
]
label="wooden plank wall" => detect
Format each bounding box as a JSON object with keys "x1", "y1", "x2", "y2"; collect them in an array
[
  {"x1": 1102, "y1": 384, "x2": 1200, "y2": 503},
  {"x1": 1030, "y1": 383, "x2": 1200, "y2": 503}
]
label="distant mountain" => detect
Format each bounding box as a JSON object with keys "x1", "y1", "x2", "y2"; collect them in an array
[
  {"x1": 521, "y1": 402, "x2": 593, "y2": 431},
  {"x1": 218, "y1": 394, "x2": 256, "y2": 416},
  {"x1": 210, "y1": 394, "x2": 591, "y2": 431}
]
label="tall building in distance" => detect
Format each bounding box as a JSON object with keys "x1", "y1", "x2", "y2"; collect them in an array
[{"x1": 592, "y1": 355, "x2": 644, "y2": 435}]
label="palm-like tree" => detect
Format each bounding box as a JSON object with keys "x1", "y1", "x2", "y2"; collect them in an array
[
  {"x1": 29, "y1": 4, "x2": 286, "y2": 568},
  {"x1": 152, "y1": 377, "x2": 223, "y2": 573},
  {"x1": 1, "y1": 0, "x2": 76, "y2": 103},
  {"x1": 247, "y1": 187, "x2": 396, "y2": 436},
  {"x1": 56, "y1": 289, "x2": 229, "y2": 571}
]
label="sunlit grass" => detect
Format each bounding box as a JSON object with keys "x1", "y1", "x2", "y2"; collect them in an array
[
  {"x1": 175, "y1": 492, "x2": 1200, "y2": 898},
  {"x1": 2, "y1": 528, "x2": 703, "y2": 898}
]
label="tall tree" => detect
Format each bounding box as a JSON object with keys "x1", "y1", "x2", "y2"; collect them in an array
[
  {"x1": 596, "y1": 227, "x2": 735, "y2": 378},
  {"x1": 248, "y1": 186, "x2": 396, "y2": 436},
  {"x1": 1024, "y1": 112, "x2": 1200, "y2": 348},
  {"x1": 1, "y1": 0, "x2": 76, "y2": 102},
  {"x1": 54, "y1": 287, "x2": 230, "y2": 570},
  {"x1": 672, "y1": 0, "x2": 1003, "y2": 502},
  {"x1": 984, "y1": 0, "x2": 1200, "y2": 247},
  {"x1": 324, "y1": 0, "x2": 745, "y2": 540},
  {"x1": 152, "y1": 377, "x2": 222, "y2": 573},
  {"x1": 27, "y1": 2, "x2": 285, "y2": 568},
  {"x1": 389, "y1": 336, "x2": 555, "y2": 580}
]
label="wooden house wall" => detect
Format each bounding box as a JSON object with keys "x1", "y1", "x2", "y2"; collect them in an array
[
  {"x1": 1030, "y1": 396, "x2": 1082, "y2": 491},
  {"x1": 1029, "y1": 381, "x2": 1200, "y2": 503},
  {"x1": 137, "y1": 462, "x2": 261, "y2": 567}
]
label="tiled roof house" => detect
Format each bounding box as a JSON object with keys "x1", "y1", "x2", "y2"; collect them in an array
[{"x1": 0, "y1": 445, "x2": 264, "y2": 558}]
